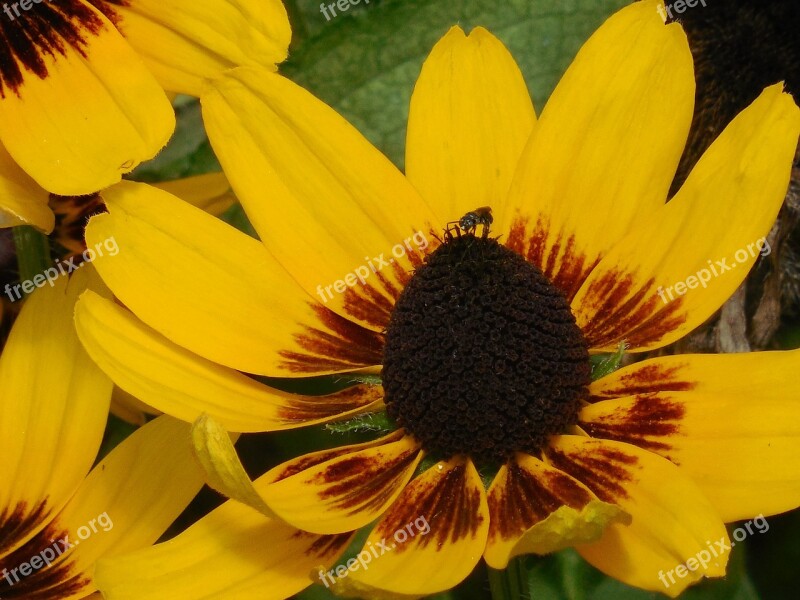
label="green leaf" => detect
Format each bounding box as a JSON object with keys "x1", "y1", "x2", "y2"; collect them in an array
[
  {"x1": 527, "y1": 549, "x2": 606, "y2": 600},
  {"x1": 590, "y1": 341, "x2": 628, "y2": 381},
  {"x1": 324, "y1": 410, "x2": 394, "y2": 434},
  {"x1": 285, "y1": 0, "x2": 391, "y2": 44},
  {"x1": 282, "y1": 0, "x2": 629, "y2": 168},
  {"x1": 524, "y1": 543, "x2": 760, "y2": 600},
  {"x1": 746, "y1": 509, "x2": 800, "y2": 598},
  {"x1": 12, "y1": 225, "x2": 51, "y2": 291},
  {"x1": 95, "y1": 414, "x2": 139, "y2": 463},
  {"x1": 130, "y1": 96, "x2": 220, "y2": 182}
]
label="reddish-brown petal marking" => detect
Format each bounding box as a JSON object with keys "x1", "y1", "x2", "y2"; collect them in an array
[
  {"x1": 506, "y1": 214, "x2": 597, "y2": 301},
  {"x1": 0, "y1": 500, "x2": 50, "y2": 555},
  {"x1": 575, "y1": 268, "x2": 687, "y2": 348},
  {"x1": 275, "y1": 384, "x2": 384, "y2": 424},
  {"x1": 297, "y1": 531, "x2": 354, "y2": 559},
  {"x1": 579, "y1": 394, "x2": 686, "y2": 456},
  {"x1": 545, "y1": 444, "x2": 636, "y2": 503},
  {"x1": 312, "y1": 447, "x2": 420, "y2": 515},
  {"x1": 267, "y1": 430, "x2": 405, "y2": 483},
  {"x1": 340, "y1": 236, "x2": 437, "y2": 330},
  {"x1": 279, "y1": 303, "x2": 385, "y2": 373},
  {"x1": 0, "y1": 0, "x2": 126, "y2": 98},
  {"x1": 488, "y1": 460, "x2": 593, "y2": 541},
  {"x1": 0, "y1": 515, "x2": 87, "y2": 599},
  {"x1": 374, "y1": 463, "x2": 483, "y2": 553},
  {"x1": 590, "y1": 362, "x2": 696, "y2": 402},
  {"x1": 342, "y1": 281, "x2": 395, "y2": 330},
  {"x1": 49, "y1": 193, "x2": 107, "y2": 257}
]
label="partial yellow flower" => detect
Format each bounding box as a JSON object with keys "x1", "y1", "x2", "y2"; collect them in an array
[
  {"x1": 0, "y1": 0, "x2": 289, "y2": 229},
  {"x1": 0, "y1": 167, "x2": 236, "y2": 421},
  {"x1": 74, "y1": 1, "x2": 800, "y2": 598},
  {"x1": 0, "y1": 267, "x2": 204, "y2": 597}
]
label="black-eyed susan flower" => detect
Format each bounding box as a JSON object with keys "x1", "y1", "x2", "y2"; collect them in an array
[
  {"x1": 0, "y1": 267, "x2": 205, "y2": 598},
  {"x1": 0, "y1": 0, "x2": 290, "y2": 230},
  {"x1": 73, "y1": 1, "x2": 800, "y2": 597}
]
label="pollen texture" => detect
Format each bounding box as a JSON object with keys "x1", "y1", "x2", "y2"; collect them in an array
[{"x1": 383, "y1": 235, "x2": 590, "y2": 463}]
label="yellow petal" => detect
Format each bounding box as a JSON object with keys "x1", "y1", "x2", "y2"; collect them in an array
[
  {"x1": 590, "y1": 349, "x2": 800, "y2": 401},
  {"x1": 405, "y1": 26, "x2": 535, "y2": 224},
  {"x1": 260, "y1": 431, "x2": 422, "y2": 534},
  {"x1": 190, "y1": 414, "x2": 273, "y2": 517},
  {"x1": 484, "y1": 452, "x2": 628, "y2": 569},
  {"x1": 0, "y1": 416, "x2": 203, "y2": 597},
  {"x1": 202, "y1": 68, "x2": 439, "y2": 332},
  {"x1": 334, "y1": 457, "x2": 489, "y2": 598},
  {"x1": 50, "y1": 416, "x2": 205, "y2": 580},
  {"x1": 0, "y1": 142, "x2": 53, "y2": 232},
  {"x1": 110, "y1": 387, "x2": 159, "y2": 426},
  {"x1": 572, "y1": 83, "x2": 800, "y2": 351},
  {"x1": 583, "y1": 350, "x2": 800, "y2": 520},
  {"x1": 115, "y1": 0, "x2": 291, "y2": 96},
  {"x1": 75, "y1": 290, "x2": 384, "y2": 431},
  {"x1": 0, "y1": 268, "x2": 111, "y2": 558},
  {"x1": 502, "y1": 0, "x2": 694, "y2": 299},
  {"x1": 152, "y1": 172, "x2": 236, "y2": 216},
  {"x1": 0, "y1": 3, "x2": 174, "y2": 195},
  {"x1": 87, "y1": 181, "x2": 384, "y2": 377},
  {"x1": 545, "y1": 436, "x2": 729, "y2": 597},
  {"x1": 96, "y1": 511, "x2": 352, "y2": 600}
]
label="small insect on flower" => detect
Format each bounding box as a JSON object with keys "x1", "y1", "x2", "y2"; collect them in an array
[{"x1": 446, "y1": 206, "x2": 493, "y2": 239}]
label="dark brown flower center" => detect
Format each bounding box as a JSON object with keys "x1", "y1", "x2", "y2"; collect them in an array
[{"x1": 382, "y1": 234, "x2": 590, "y2": 463}]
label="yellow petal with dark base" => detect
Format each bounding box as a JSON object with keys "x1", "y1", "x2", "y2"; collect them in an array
[
  {"x1": 484, "y1": 453, "x2": 628, "y2": 569},
  {"x1": 0, "y1": 142, "x2": 53, "y2": 231},
  {"x1": 572, "y1": 84, "x2": 800, "y2": 352},
  {"x1": 115, "y1": 0, "x2": 291, "y2": 96},
  {"x1": 87, "y1": 181, "x2": 384, "y2": 377},
  {"x1": 334, "y1": 457, "x2": 489, "y2": 598},
  {"x1": 0, "y1": 416, "x2": 203, "y2": 597},
  {"x1": 202, "y1": 68, "x2": 439, "y2": 332},
  {"x1": 405, "y1": 26, "x2": 535, "y2": 224},
  {"x1": 582, "y1": 350, "x2": 800, "y2": 521},
  {"x1": 75, "y1": 291, "x2": 384, "y2": 431},
  {"x1": 49, "y1": 417, "x2": 203, "y2": 586},
  {"x1": 260, "y1": 432, "x2": 422, "y2": 534},
  {"x1": 590, "y1": 350, "x2": 800, "y2": 401},
  {"x1": 502, "y1": 0, "x2": 694, "y2": 299},
  {"x1": 96, "y1": 500, "x2": 352, "y2": 599},
  {"x1": 545, "y1": 436, "x2": 729, "y2": 597},
  {"x1": 0, "y1": 268, "x2": 111, "y2": 559},
  {"x1": 0, "y1": 2, "x2": 174, "y2": 195}
]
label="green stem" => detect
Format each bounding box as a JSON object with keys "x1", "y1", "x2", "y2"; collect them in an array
[
  {"x1": 13, "y1": 225, "x2": 50, "y2": 293},
  {"x1": 488, "y1": 557, "x2": 528, "y2": 600}
]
